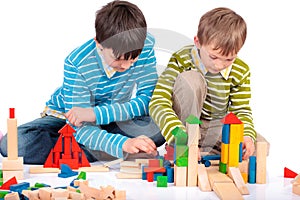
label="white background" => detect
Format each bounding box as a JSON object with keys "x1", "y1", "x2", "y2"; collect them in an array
[{"x1": 1, "y1": 0, "x2": 299, "y2": 177}]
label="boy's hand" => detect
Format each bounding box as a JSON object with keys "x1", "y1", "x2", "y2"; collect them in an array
[
  {"x1": 242, "y1": 136, "x2": 255, "y2": 160},
  {"x1": 65, "y1": 107, "x2": 95, "y2": 127},
  {"x1": 123, "y1": 135, "x2": 157, "y2": 155}
]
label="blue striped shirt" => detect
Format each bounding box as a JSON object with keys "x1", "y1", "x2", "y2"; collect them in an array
[{"x1": 46, "y1": 33, "x2": 157, "y2": 158}]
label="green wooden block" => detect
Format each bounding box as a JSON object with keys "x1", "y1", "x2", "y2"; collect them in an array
[
  {"x1": 185, "y1": 114, "x2": 203, "y2": 124},
  {"x1": 77, "y1": 171, "x2": 86, "y2": 180},
  {"x1": 172, "y1": 127, "x2": 188, "y2": 145},
  {"x1": 219, "y1": 161, "x2": 227, "y2": 174},
  {"x1": 175, "y1": 145, "x2": 188, "y2": 160},
  {"x1": 157, "y1": 176, "x2": 168, "y2": 187},
  {"x1": 0, "y1": 190, "x2": 10, "y2": 198},
  {"x1": 176, "y1": 156, "x2": 188, "y2": 167},
  {"x1": 0, "y1": 178, "x2": 3, "y2": 186},
  {"x1": 0, "y1": 170, "x2": 2, "y2": 178}
]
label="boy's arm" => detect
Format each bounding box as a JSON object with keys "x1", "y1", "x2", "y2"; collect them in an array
[
  {"x1": 229, "y1": 66, "x2": 256, "y2": 142},
  {"x1": 149, "y1": 55, "x2": 186, "y2": 144}
]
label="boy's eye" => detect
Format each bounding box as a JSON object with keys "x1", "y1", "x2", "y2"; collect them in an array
[{"x1": 209, "y1": 55, "x2": 218, "y2": 60}]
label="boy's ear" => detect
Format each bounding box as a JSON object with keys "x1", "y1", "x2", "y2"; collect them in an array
[{"x1": 194, "y1": 36, "x2": 201, "y2": 49}]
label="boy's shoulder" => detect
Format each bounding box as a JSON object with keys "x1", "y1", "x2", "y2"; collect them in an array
[
  {"x1": 144, "y1": 32, "x2": 155, "y2": 48},
  {"x1": 232, "y1": 57, "x2": 250, "y2": 72},
  {"x1": 66, "y1": 38, "x2": 96, "y2": 65}
]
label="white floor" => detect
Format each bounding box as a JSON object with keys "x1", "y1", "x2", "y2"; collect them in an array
[{"x1": 1, "y1": 155, "x2": 300, "y2": 200}]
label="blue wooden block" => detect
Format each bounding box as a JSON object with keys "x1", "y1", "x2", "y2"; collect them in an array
[
  {"x1": 58, "y1": 164, "x2": 78, "y2": 178},
  {"x1": 166, "y1": 167, "x2": 174, "y2": 183},
  {"x1": 141, "y1": 165, "x2": 147, "y2": 180},
  {"x1": 10, "y1": 182, "x2": 30, "y2": 194},
  {"x1": 222, "y1": 124, "x2": 230, "y2": 144},
  {"x1": 239, "y1": 142, "x2": 243, "y2": 162},
  {"x1": 248, "y1": 156, "x2": 256, "y2": 183}
]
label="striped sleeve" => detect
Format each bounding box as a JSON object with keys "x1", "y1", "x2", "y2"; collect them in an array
[
  {"x1": 229, "y1": 61, "x2": 256, "y2": 141},
  {"x1": 75, "y1": 124, "x2": 127, "y2": 158},
  {"x1": 149, "y1": 54, "x2": 186, "y2": 144}
]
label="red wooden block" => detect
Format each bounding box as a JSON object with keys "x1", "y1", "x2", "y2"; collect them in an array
[
  {"x1": 284, "y1": 167, "x2": 298, "y2": 178},
  {"x1": 0, "y1": 176, "x2": 17, "y2": 190},
  {"x1": 144, "y1": 167, "x2": 166, "y2": 173},
  {"x1": 221, "y1": 112, "x2": 242, "y2": 124}
]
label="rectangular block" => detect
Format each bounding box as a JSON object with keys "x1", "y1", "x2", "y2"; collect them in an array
[
  {"x1": 222, "y1": 124, "x2": 230, "y2": 144},
  {"x1": 221, "y1": 143, "x2": 229, "y2": 163},
  {"x1": 228, "y1": 143, "x2": 239, "y2": 167},
  {"x1": 2, "y1": 157, "x2": 24, "y2": 170}
]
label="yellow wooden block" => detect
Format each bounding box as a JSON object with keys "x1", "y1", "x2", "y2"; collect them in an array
[
  {"x1": 228, "y1": 143, "x2": 239, "y2": 167},
  {"x1": 241, "y1": 172, "x2": 248, "y2": 183},
  {"x1": 221, "y1": 143, "x2": 229, "y2": 163},
  {"x1": 230, "y1": 124, "x2": 243, "y2": 144}
]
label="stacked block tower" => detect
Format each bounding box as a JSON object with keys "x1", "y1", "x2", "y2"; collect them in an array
[
  {"x1": 219, "y1": 112, "x2": 244, "y2": 174},
  {"x1": 2, "y1": 108, "x2": 24, "y2": 181}
]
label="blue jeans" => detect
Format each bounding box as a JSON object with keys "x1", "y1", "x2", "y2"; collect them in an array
[{"x1": 0, "y1": 115, "x2": 165, "y2": 164}]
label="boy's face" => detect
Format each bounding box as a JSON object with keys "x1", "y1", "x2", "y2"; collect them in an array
[
  {"x1": 194, "y1": 37, "x2": 237, "y2": 74},
  {"x1": 98, "y1": 43, "x2": 138, "y2": 72}
]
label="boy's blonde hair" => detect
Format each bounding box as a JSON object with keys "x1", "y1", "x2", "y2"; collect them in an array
[{"x1": 197, "y1": 7, "x2": 247, "y2": 56}]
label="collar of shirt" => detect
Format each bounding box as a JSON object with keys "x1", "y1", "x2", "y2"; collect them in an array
[
  {"x1": 96, "y1": 44, "x2": 116, "y2": 79},
  {"x1": 191, "y1": 45, "x2": 232, "y2": 80}
]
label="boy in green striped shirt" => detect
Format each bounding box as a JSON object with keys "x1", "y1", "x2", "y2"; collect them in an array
[{"x1": 150, "y1": 7, "x2": 268, "y2": 160}]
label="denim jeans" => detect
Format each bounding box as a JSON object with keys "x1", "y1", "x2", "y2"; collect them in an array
[{"x1": 0, "y1": 115, "x2": 165, "y2": 164}]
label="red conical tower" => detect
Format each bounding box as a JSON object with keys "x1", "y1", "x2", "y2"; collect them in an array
[{"x1": 44, "y1": 124, "x2": 90, "y2": 169}]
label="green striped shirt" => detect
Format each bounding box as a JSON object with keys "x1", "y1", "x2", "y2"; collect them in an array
[{"x1": 149, "y1": 45, "x2": 256, "y2": 144}]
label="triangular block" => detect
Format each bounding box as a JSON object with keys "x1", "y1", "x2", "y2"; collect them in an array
[
  {"x1": 284, "y1": 167, "x2": 298, "y2": 178},
  {"x1": 221, "y1": 112, "x2": 242, "y2": 124}
]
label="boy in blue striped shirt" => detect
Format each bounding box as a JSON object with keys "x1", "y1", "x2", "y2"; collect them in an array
[{"x1": 0, "y1": 0, "x2": 165, "y2": 164}]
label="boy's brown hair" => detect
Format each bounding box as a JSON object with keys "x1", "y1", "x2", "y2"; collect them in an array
[
  {"x1": 197, "y1": 7, "x2": 247, "y2": 56},
  {"x1": 95, "y1": 0, "x2": 147, "y2": 60}
]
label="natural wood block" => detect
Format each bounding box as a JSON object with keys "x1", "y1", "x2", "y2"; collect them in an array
[
  {"x1": 197, "y1": 164, "x2": 212, "y2": 191},
  {"x1": 293, "y1": 183, "x2": 300, "y2": 196},
  {"x1": 256, "y1": 142, "x2": 268, "y2": 184},
  {"x1": 174, "y1": 164, "x2": 187, "y2": 187},
  {"x1": 78, "y1": 165, "x2": 109, "y2": 172},
  {"x1": 3, "y1": 170, "x2": 24, "y2": 181},
  {"x1": 2, "y1": 157, "x2": 24, "y2": 170},
  {"x1": 7, "y1": 118, "x2": 18, "y2": 160},
  {"x1": 39, "y1": 187, "x2": 53, "y2": 200},
  {"x1": 213, "y1": 182, "x2": 244, "y2": 200},
  {"x1": 29, "y1": 166, "x2": 60, "y2": 174},
  {"x1": 227, "y1": 167, "x2": 249, "y2": 195},
  {"x1": 51, "y1": 188, "x2": 69, "y2": 198},
  {"x1": 120, "y1": 161, "x2": 140, "y2": 168},
  {"x1": 115, "y1": 172, "x2": 142, "y2": 179},
  {"x1": 207, "y1": 167, "x2": 233, "y2": 187},
  {"x1": 114, "y1": 190, "x2": 126, "y2": 200},
  {"x1": 3, "y1": 192, "x2": 20, "y2": 200},
  {"x1": 187, "y1": 145, "x2": 198, "y2": 186}
]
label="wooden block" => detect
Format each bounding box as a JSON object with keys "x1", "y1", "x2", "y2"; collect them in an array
[
  {"x1": 120, "y1": 167, "x2": 142, "y2": 174},
  {"x1": 174, "y1": 164, "x2": 187, "y2": 187},
  {"x1": 187, "y1": 145, "x2": 198, "y2": 186},
  {"x1": 207, "y1": 167, "x2": 233, "y2": 187},
  {"x1": 69, "y1": 191, "x2": 84, "y2": 200},
  {"x1": 227, "y1": 167, "x2": 249, "y2": 195},
  {"x1": 228, "y1": 143, "x2": 239, "y2": 167},
  {"x1": 28, "y1": 190, "x2": 40, "y2": 200},
  {"x1": 3, "y1": 170, "x2": 24, "y2": 181},
  {"x1": 7, "y1": 118, "x2": 18, "y2": 160},
  {"x1": 230, "y1": 124, "x2": 243, "y2": 144},
  {"x1": 293, "y1": 183, "x2": 300, "y2": 196},
  {"x1": 38, "y1": 187, "x2": 53, "y2": 200},
  {"x1": 186, "y1": 123, "x2": 199, "y2": 146},
  {"x1": 78, "y1": 182, "x2": 104, "y2": 200},
  {"x1": 221, "y1": 143, "x2": 229, "y2": 163},
  {"x1": 29, "y1": 166, "x2": 60, "y2": 174},
  {"x1": 256, "y1": 142, "x2": 268, "y2": 184},
  {"x1": 238, "y1": 160, "x2": 249, "y2": 174},
  {"x1": 2, "y1": 157, "x2": 24, "y2": 170},
  {"x1": 115, "y1": 172, "x2": 142, "y2": 179},
  {"x1": 135, "y1": 159, "x2": 150, "y2": 165},
  {"x1": 213, "y1": 182, "x2": 244, "y2": 200},
  {"x1": 120, "y1": 161, "x2": 140, "y2": 168},
  {"x1": 78, "y1": 165, "x2": 109, "y2": 172},
  {"x1": 197, "y1": 164, "x2": 212, "y2": 192},
  {"x1": 103, "y1": 158, "x2": 123, "y2": 167},
  {"x1": 114, "y1": 190, "x2": 126, "y2": 200},
  {"x1": 4, "y1": 192, "x2": 20, "y2": 200},
  {"x1": 74, "y1": 180, "x2": 89, "y2": 187},
  {"x1": 51, "y1": 188, "x2": 69, "y2": 198}
]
